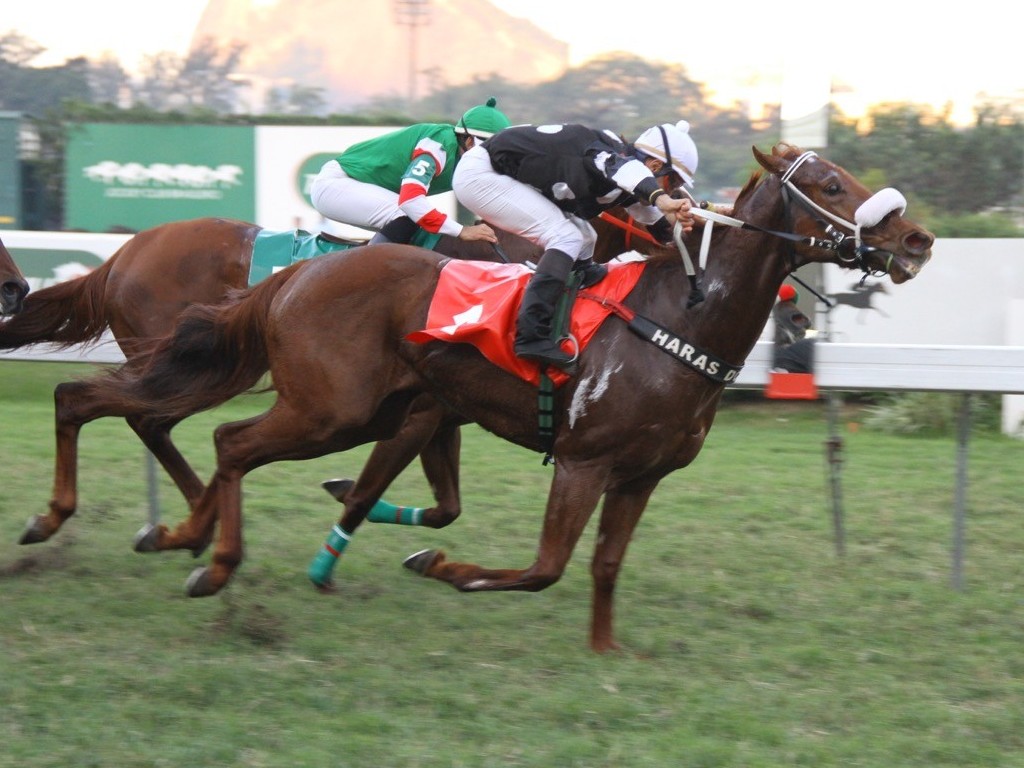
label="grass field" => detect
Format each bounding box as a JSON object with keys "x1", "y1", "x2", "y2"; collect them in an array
[{"x1": 1, "y1": 361, "x2": 1022, "y2": 767}]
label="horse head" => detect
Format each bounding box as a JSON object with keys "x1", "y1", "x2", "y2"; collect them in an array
[{"x1": 750, "y1": 143, "x2": 933, "y2": 284}]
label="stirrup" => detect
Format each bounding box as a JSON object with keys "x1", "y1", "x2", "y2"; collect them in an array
[{"x1": 515, "y1": 333, "x2": 579, "y2": 373}]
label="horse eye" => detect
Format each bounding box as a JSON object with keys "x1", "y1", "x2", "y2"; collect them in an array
[{"x1": 825, "y1": 183, "x2": 842, "y2": 196}]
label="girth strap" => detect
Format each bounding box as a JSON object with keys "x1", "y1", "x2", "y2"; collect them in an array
[{"x1": 538, "y1": 272, "x2": 582, "y2": 464}]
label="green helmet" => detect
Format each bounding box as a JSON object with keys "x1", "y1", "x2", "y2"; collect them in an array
[{"x1": 455, "y1": 96, "x2": 511, "y2": 139}]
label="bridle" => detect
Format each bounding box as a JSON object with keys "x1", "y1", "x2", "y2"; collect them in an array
[
  {"x1": 673, "y1": 151, "x2": 908, "y2": 306},
  {"x1": 777, "y1": 151, "x2": 907, "y2": 275}
]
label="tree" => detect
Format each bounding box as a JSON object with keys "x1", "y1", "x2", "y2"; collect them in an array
[
  {"x1": 87, "y1": 54, "x2": 130, "y2": 107},
  {"x1": 265, "y1": 84, "x2": 328, "y2": 116},
  {"x1": 135, "y1": 38, "x2": 248, "y2": 112},
  {"x1": 828, "y1": 103, "x2": 1024, "y2": 221},
  {"x1": 0, "y1": 32, "x2": 91, "y2": 115},
  {"x1": 0, "y1": 30, "x2": 44, "y2": 66}
]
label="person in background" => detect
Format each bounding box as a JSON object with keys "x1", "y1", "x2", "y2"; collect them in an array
[
  {"x1": 771, "y1": 283, "x2": 817, "y2": 373},
  {"x1": 453, "y1": 120, "x2": 698, "y2": 370},
  {"x1": 310, "y1": 97, "x2": 512, "y2": 246}
]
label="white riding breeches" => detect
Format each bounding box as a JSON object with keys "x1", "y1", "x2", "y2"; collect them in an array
[
  {"x1": 453, "y1": 144, "x2": 596, "y2": 262},
  {"x1": 310, "y1": 160, "x2": 401, "y2": 231}
]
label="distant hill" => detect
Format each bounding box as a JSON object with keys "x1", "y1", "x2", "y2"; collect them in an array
[{"x1": 191, "y1": 0, "x2": 568, "y2": 110}]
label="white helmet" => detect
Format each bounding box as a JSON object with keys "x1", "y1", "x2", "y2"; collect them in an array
[{"x1": 634, "y1": 120, "x2": 698, "y2": 187}]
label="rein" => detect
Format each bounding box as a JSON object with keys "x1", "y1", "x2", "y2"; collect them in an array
[
  {"x1": 577, "y1": 153, "x2": 908, "y2": 383},
  {"x1": 691, "y1": 152, "x2": 906, "y2": 281},
  {"x1": 597, "y1": 211, "x2": 704, "y2": 306},
  {"x1": 596, "y1": 211, "x2": 660, "y2": 249}
]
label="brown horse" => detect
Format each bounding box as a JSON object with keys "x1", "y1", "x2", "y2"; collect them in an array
[
  {"x1": 2, "y1": 214, "x2": 674, "y2": 548},
  {"x1": 0, "y1": 219, "x2": 536, "y2": 545},
  {"x1": 88, "y1": 143, "x2": 932, "y2": 651},
  {"x1": 0, "y1": 236, "x2": 29, "y2": 315}
]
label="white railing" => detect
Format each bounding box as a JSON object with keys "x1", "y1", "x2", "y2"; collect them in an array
[{"x1": 733, "y1": 340, "x2": 1024, "y2": 590}]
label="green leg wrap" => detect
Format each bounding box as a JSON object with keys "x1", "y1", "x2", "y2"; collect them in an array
[
  {"x1": 366, "y1": 498, "x2": 426, "y2": 525},
  {"x1": 308, "y1": 524, "x2": 351, "y2": 586}
]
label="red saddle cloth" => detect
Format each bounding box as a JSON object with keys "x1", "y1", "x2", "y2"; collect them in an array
[{"x1": 406, "y1": 259, "x2": 645, "y2": 386}]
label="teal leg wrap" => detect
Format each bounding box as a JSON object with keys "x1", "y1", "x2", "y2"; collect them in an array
[
  {"x1": 366, "y1": 499, "x2": 426, "y2": 525},
  {"x1": 308, "y1": 524, "x2": 351, "y2": 586}
]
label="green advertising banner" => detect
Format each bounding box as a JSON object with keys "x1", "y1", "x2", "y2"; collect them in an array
[
  {"x1": 65, "y1": 124, "x2": 256, "y2": 232},
  {"x1": 0, "y1": 113, "x2": 21, "y2": 230}
]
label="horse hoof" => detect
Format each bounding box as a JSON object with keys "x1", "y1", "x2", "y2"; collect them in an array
[
  {"x1": 133, "y1": 524, "x2": 161, "y2": 553},
  {"x1": 18, "y1": 516, "x2": 50, "y2": 545},
  {"x1": 402, "y1": 548, "x2": 441, "y2": 576},
  {"x1": 185, "y1": 566, "x2": 217, "y2": 597},
  {"x1": 321, "y1": 478, "x2": 354, "y2": 502}
]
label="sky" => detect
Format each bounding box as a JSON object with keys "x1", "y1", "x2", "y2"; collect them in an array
[{"x1": 3, "y1": 0, "x2": 1020, "y2": 125}]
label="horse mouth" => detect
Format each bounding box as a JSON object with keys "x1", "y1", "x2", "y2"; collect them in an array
[{"x1": 886, "y1": 251, "x2": 932, "y2": 284}]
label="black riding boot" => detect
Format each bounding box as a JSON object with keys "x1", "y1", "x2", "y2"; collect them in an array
[
  {"x1": 369, "y1": 215, "x2": 418, "y2": 245},
  {"x1": 514, "y1": 249, "x2": 576, "y2": 371}
]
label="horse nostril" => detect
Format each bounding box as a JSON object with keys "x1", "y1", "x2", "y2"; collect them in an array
[{"x1": 905, "y1": 231, "x2": 934, "y2": 254}]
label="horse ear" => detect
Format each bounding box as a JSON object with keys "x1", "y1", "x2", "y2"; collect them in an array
[{"x1": 753, "y1": 145, "x2": 785, "y2": 175}]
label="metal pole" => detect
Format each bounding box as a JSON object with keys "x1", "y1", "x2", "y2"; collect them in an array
[
  {"x1": 819, "y1": 299, "x2": 844, "y2": 556},
  {"x1": 408, "y1": 21, "x2": 417, "y2": 103},
  {"x1": 825, "y1": 392, "x2": 846, "y2": 557},
  {"x1": 951, "y1": 393, "x2": 972, "y2": 591},
  {"x1": 145, "y1": 450, "x2": 160, "y2": 526},
  {"x1": 394, "y1": 0, "x2": 431, "y2": 106}
]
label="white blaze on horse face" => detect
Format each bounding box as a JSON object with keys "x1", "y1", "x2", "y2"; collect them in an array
[{"x1": 569, "y1": 361, "x2": 622, "y2": 427}]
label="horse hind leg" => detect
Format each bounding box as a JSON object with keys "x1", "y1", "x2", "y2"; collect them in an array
[
  {"x1": 128, "y1": 413, "x2": 211, "y2": 557},
  {"x1": 20, "y1": 379, "x2": 121, "y2": 545},
  {"x1": 189, "y1": 394, "x2": 416, "y2": 597}
]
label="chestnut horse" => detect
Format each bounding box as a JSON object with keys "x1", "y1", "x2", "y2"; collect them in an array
[
  {"x1": 88, "y1": 143, "x2": 932, "y2": 651},
  {"x1": 0, "y1": 236, "x2": 29, "y2": 315},
  {"x1": 2, "y1": 215, "x2": 674, "y2": 548}
]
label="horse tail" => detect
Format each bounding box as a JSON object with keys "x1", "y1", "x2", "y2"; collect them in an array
[
  {"x1": 100, "y1": 265, "x2": 300, "y2": 422},
  {"x1": 0, "y1": 257, "x2": 115, "y2": 350}
]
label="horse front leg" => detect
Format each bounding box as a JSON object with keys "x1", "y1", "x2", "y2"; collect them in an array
[
  {"x1": 589, "y1": 479, "x2": 659, "y2": 653},
  {"x1": 403, "y1": 460, "x2": 607, "y2": 611},
  {"x1": 189, "y1": 394, "x2": 397, "y2": 597}
]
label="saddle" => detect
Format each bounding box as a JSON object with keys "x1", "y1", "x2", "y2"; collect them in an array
[
  {"x1": 406, "y1": 260, "x2": 646, "y2": 387},
  {"x1": 248, "y1": 228, "x2": 442, "y2": 286}
]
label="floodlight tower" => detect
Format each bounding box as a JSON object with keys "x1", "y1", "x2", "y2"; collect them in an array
[{"x1": 393, "y1": 0, "x2": 432, "y2": 105}]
